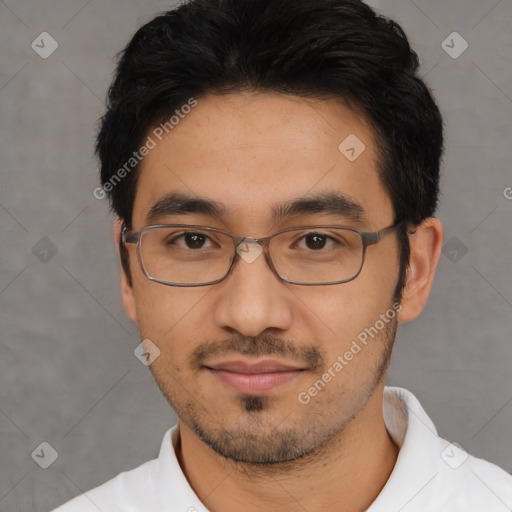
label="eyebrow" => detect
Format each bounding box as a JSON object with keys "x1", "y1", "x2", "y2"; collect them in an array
[{"x1": 145, "y1": 190, "x2": 368, "y2": 226}]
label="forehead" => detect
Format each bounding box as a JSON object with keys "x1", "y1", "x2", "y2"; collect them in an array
[{"x1": 132, "y1": 92, "x2": 393, "y2": 231}]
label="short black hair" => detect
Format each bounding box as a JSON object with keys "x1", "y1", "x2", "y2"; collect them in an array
[{"x1": 96, "y1": 0, "x2": 444, "y2": 298}]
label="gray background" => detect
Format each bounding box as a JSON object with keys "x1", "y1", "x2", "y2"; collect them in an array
[{"x1": 0, "y1": 0, "x2": 511, "y2": 510}]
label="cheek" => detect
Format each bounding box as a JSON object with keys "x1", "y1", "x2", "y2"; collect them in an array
[
  {"x1": 295, "y1": 280, "x2": 391, "y2": 342},
  {"x1": 132, "y1": 279, "x2": 209, "y2": 353}
]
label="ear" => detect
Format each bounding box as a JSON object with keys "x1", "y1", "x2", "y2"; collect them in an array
[
  {"x1": 114, "y1": 218, "x2": 138, "y2": 323},
  {"x1": 397, "y1": 217, "x2": 443, "y2": 323}
]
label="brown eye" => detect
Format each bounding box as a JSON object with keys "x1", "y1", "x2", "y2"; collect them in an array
[
  {"x1": 294, "y1": 232, "x2": 339, "y2": 251},
  {"x1": 304, "y1": 233, "x2": 328, "y2": 250},
  {"x1": 167, "y1": 232, "x2": 214, "y2": 249}
]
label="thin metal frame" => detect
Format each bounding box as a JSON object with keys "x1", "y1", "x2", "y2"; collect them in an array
[{"x1": 121, "y1": 220, "x2": 406, "y2": 287}]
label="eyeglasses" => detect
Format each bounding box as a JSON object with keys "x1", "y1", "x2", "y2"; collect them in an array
[{"x1": 121, "y1": 220, "x2": 406, "y2": 287}]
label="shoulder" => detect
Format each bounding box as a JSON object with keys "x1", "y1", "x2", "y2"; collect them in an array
[
  {"x1": 375, "y1": 387, "x2": 512, "y2": 511},
  {"x1": 50, "y1": 457, "x2": 160, "y2": 512},
  {"x1": 432, "y1": 448, "x2": 512, "y2": 510}
]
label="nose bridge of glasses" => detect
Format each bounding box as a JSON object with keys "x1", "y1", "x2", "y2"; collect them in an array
[
  {"x1": 231, "y1": 232, "x2": 272, "y2": 245},
  {"x1": 232, "y1": 235, "x2": 274, "y2": 269}
]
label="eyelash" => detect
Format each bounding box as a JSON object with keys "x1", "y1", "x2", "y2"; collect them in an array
[{"x1": 167, "y1": 231, "x2": 342, "y2": 250}]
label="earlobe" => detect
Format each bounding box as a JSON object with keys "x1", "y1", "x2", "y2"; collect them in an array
[
  {"x1": 114, "y1": 219, "x2": 139, "y2": 324},
  {"x1": 397, "y1": 217, "x2": 444, "y2": 323},
  {"x1": 121, "y1": 272, "x2": 138, "y2": 323}
]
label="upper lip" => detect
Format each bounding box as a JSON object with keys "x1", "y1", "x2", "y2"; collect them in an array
[{"x1": 205, "y1": 359, "x2": 307, "y2": 374}]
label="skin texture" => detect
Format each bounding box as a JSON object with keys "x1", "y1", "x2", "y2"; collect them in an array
[{"x1": 115, "y1": 92, "x2": 443, "y2": 512}]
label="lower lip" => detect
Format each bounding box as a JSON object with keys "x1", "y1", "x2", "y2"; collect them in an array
[{"x1": 207, "y1": 369, "x2": 304, "y2": 394}]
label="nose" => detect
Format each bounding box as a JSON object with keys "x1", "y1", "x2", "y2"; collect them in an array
[{"x1": 213, "y1": 241, "x2": 293, "y2": 338}]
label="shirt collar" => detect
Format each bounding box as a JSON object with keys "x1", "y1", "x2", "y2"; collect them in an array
[
  {"x1": 156, "y1": 419, "x2": 210, "y2": 511},
  {"x1": 368, "y1": 386, "x2": 443, "y2": 511}
]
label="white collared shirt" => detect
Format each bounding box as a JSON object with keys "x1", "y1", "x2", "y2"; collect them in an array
[{"x1": 52, "y1": 387, "x2": 512, "y2": 511}]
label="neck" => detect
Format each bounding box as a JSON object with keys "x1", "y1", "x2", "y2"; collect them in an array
[{"x1": 175, "y1": 384, "x2": 398, "y2": 512}]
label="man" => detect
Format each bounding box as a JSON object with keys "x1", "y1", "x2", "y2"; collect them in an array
[{"x1": 53, "y1": 0, "x2": 512, "y2": 510}]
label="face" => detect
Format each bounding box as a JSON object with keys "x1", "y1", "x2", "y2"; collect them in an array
[{"x1": 123, "y1": 92, "x2": 402, "y2": 464}]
